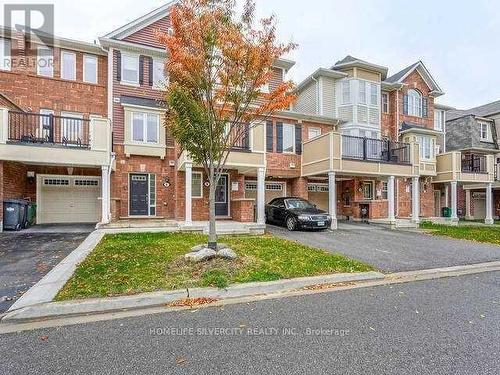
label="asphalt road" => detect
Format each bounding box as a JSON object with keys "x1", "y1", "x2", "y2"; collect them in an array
[
  {"x1": 1, "y1": 271, "x2": 499, "y2": 374},
  {"x1": 267, "y1": 222, "x2": 500, "y2": 272}
]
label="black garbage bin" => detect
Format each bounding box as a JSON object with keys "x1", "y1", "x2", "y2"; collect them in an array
[{"x1": 3, "y1": 199, "x2": 28, "y2": 231}]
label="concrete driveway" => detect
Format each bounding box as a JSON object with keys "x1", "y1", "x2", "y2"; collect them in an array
[
  {"x1": 0, "y1": 227, "x2": 91, "y2": 314},
  {"x1": 267, "y1": 222, "x2": 500, "y2": 273}
]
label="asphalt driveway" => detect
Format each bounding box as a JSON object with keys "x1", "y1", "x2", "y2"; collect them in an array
[
  {"x1": 267, "y1": 222, "x2": 500, "y2": 273},
  {"x1": 0, "y1": 229, "x2": 91, "y2": 314}
]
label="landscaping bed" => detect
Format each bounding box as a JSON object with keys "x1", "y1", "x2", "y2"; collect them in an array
[
  {"x1": 56, "y1": 233, "x2": 372, "y2": 300},
  {"x1": 420, "y1": 222, "x2": 500, "y2": 245}
]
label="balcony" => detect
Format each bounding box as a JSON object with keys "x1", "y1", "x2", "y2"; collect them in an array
[
  {"x1": 302, "y1": 132, "x2": 419, "y2": 178},
  {"x1": 434, "y1": 151, "x2": 494, "y2": 183},
  {"x1": 0, "y1": 108, "x2": 112, "y2": 167}
]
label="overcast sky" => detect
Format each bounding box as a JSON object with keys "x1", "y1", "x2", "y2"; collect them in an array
[{"x1": 2, "y1": 0, "x2": 499, "y2": 109}]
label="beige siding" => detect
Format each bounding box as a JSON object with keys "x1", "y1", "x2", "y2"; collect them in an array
[
  {"x1": 295, "y1": 81, "x2": 317, "y2": 114},
  {"x1": 357, "y1": 69, "x2": 381, "y2": 82},
  {"x1": 321, "y1": 77, "x2": 336, "y2": 117}
]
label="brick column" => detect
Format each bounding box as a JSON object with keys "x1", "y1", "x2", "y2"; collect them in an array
[{"x1": 291, "y1": 177, "x2": 309, "y2": 200}]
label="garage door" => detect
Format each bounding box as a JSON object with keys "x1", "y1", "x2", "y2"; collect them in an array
[
  {"x1": 38, "y1": 176, "x2": 101, "y2": 224},
  {"x1": 473, "y1": 193, "x2": 486, "y2": 220},
  {"x1": 308, "y1": 183, "x2": 329, "y2": 211},
  {"x1": 245, "y1": 181, "x2": 285, "y2": 203}
]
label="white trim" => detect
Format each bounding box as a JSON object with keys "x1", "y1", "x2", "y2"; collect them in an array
[
  {"x1": 131, "y1": 111, "x2": 160, "y2": 144},
  {"x1": 60, "y1": 50, "x2": 77, "y2": 81},
  {"x1": 83, "y1": 54, "x2": 98, "y2": 84}
]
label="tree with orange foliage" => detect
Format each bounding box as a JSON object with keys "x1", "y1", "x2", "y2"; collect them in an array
[{"x1": 158, "y1": 0, "x2": 296, "y2": 250}]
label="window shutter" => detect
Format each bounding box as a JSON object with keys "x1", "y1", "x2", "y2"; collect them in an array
[
  {"x1": 116, "y1": 51, "x2": 121, "y2": 82},
  {"x1": 295, "y1": 124, "x2": 302, "y2": 155},
  {"x1": 403, "y1": 94, "x2": 408, "y2": 115},
  {"x1": 276, "y1": 122, "x2": 283, "y2": 153},
  {"x1": 139, "y1": 56, "x2": 144, "y2": 85},
  {"x1": 422, "y1": 97, "x2": 429, "y2": 117},
  {"x1": 148, "y1": 57, "x2": 154, "y2": 86},
  {"x1": 266, "y1": 121, "x2": 274, "y2": 152}
]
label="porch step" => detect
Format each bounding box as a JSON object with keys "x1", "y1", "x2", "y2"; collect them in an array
[
  {"x1": 100, "y1": 219, "x2": 179, "y2": 229},
  {"x1": 369, "y1": 219, "x2": 418, "y2": 230}
]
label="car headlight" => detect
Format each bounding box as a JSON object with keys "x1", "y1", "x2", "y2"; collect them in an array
[{"x1": 298, "y1": 215, "x2": 311, "y2": 221}]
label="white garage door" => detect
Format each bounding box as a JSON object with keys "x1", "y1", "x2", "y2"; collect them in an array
[
  {"x1": 245, "y1": 181, "x2": 285, "y2": 203},
  {"x1": 473, "y1": 194, "x2": 486, "y2": 220},
  {"x1": 38, "y1": 175, "x2": 101, "y2": 224},
  {"x1": 308, "y1": 183, "x2": 329, "y2": 211}
]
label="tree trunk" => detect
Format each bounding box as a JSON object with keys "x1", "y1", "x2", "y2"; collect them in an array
[{"x1": 207, "y1": 163, "x2": 217, "y2": 250}]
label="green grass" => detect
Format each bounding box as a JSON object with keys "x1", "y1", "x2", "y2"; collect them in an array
[
  {"x1": 56, "y1": 232, "x2": 373, "y2": 301},
  {"x1": 420, "y1": 221, "x2": 500, "y2": 245}
]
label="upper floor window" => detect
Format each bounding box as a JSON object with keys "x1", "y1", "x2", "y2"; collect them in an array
[
  {"x1": 61, "y1": 51, "x2": 76, "y2": 80},
  {"x1": 152, "y1": 58, "x2": 167, "y2": 89},
  {"x1": 341, "y1": 81, "x2": 351, "y2": 104},
  {"x1": 370, "y1": 83, "x2": 378, "y2": 106},
  {"x1": 132, "y1": 112, "x2": 159, "y2": 143},
  {"x1": 121, "y1": 53, "x2": 139, "y2": 85},
  {"x1": 282, "y1": 123, "x2": 295, "y2": 153},
  {"x1": 0, "y1": 38, "x2": 11, "y2": 71},
  {"x1": 479, "y1": 122, "x2": 493, "y2": 142},
  {"x1": 416, "y1": 135, "x2": 435, "y2": 160},
  {"x1": 408, "y1": 89, "x2": 422, "y2": 117},
  {"x1": 358, "y1": 81, "x2": 366, "y2": 104},
  {"x1": 382, "y1": 92, "x2": 389, "y2": 113},
  {"x1": 83, "y1": 55, "x2": 98, "y2": 84},
  {"x1": 37, "y1": 46, "x2": 54, "y2": 77},
  {"x1": 434, "y1": 110, "x2": 444, "y2": 131}
]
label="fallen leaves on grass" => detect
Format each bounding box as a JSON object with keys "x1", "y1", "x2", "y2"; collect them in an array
[
  {"x1": 167, "y1": 297, "x2": 219, "y2": 308},
  {"x1": 301, "y1": 281, "x2": 356, "y2": 291},
  {"x1": 176, "y1": 356, "x2": 187, "y2": 365},
  {"x1": 40, "y1": 336, "x2": 49, "y2": 342}
]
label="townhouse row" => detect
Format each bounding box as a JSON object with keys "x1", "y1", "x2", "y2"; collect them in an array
[{"x1": 1, "y1": 2, "x2": 498, "y2": 230}]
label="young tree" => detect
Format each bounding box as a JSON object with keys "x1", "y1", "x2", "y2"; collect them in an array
[{"x1": 158, "y1": 0, "x2": 296, "y2": 250}]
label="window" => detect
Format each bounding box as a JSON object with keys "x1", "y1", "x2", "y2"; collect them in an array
[
  {"x1": 362, "y1": 181, "x2": 374, "y2": 200},
  {"x1": 282, "y1": 123, "x2": 295, "y2": 153},
  {"x1": 479, "y1": 122, "x2": 493, "y2": 142},
  {"x1": 408, "y1": 89, "x2": 422, "y2": 117},
  {"x1": 153, "y1": 58, "x2": 167, "y2": 89},
  {"x1": 0, "y1": 38, "x2": 11, "y2": 71},
  {"x1": 308, "y1": 127, "x2": 321, "y2": 140},
  {"x1": 60, "y1": 51, "x2": 76, "y2": 80},
  {"x1": 37, "y1": 46, "x2": 54, "y2": 77},
  {"x1": 382, "y1": 92, "x2": 389, "y2": 113},
  {"x1": 83, "y1": 55, "x2": 98, "y2": 84},
  {"x1": 149, "y1": 174, "x2": 156, "y2": 216},
  {"x1": 359, "y1": 81, "x2": 366, "y2": 104},
  {"x1": 132, "y1": 112, "x2": 159, "y2": 143},
  {"x1": 121, "y1": 53, "x2": 139, "y2": 84},
  {"x1": 342, "y1": 81, "x2": 351, "y2": 104},
  {"x1": 370, "y1": 83, "x2": 378, "y2": 106},
  {"x1": 192, "y1": 172, "x2": 203, "y2": 198},
  {"x1": 434, "y1": 109, "x2": 444, "y2": 131},
  {"x1": 417, "y1": 135, "x2": 435, "y2": 160},
  {"x1": 381, "y1": 182, "x2": 388, "y2": 200}
]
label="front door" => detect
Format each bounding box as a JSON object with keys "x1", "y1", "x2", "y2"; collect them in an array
[
  {"x1": 215, "y1": 175, "x2": 229, "y2": 217},
  {"x1": 130, "y1": 174, "x2": 149, "y2": 216}
]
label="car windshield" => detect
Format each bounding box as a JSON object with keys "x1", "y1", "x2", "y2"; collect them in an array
[{"x1": 286, "y1": 199, "x2": 314, "y2": 210}]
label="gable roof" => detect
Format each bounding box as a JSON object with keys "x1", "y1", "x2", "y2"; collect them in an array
[
  {"x1": 384, "y1": 61, "x2": 444, "y2": 96},
  {"x1": 331, "y1": 55, "x2": 388, "y2": 80},
  {"x1": 104, "y1": 1, "x2": 178, "y2": 40},
  {"x1": 447, "y1": 99, "x2": 500, "y2": 121}
]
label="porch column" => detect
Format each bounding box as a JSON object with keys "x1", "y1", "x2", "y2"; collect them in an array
[
  {"x1": 450, "y1": 181, "x2": 458, "y2": 220},
  {"x1": 256, "y1": 167, "x2": 266, "y2": 224},
  {"x1": 185, "y1": 162, "x2": 192, "y2": 225},
  {"x1": 485, "y1": 182, "x2": 494, "y2": 225},
  {"x1": 101, "y1": 165, "x2": 110, "y2": 224},
  {"x1": 465, "y1": 189, "x2": 473, "y2": 220},
  {"x1": 388, "y1": 176, "x2": 395, "y2": 222},
  {"x1": 411, "y1": 176, "x2": 420, "y2": 224},
  {"x1": 444, "y1": 186, "x2": 449, "y2": 209},
  {"x1": 328, "y1": 171, "x2": 337, "y2": 229}
]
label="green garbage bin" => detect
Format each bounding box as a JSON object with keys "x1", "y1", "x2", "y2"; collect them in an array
[
  {"x1": 442, "y1": 207, "x2": 451, "y2": 218},
  {"x1": 26, "y1": 203, "x2": 37, "y2": 227}
]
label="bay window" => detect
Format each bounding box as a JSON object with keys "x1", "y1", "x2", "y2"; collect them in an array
[
  {"x1": 342, "y1": 81, "x2": 351, "y2": 104},
  {"x1": 370, "y1": 83, "x2": 378, "y2": 106},
  {"x1": 132, "y1": 112, "x2": 159, "y2": 143},
  {"x1": 359, "y1": 81, "x2": 366, "y2": 104},
  {"x1": 417, "y1": 135, "x2": 435, "y2": 160}
]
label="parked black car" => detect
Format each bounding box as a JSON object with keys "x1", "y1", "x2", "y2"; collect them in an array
[{"x1": 265, "y1": 197, "x2": 332, "y2": 231}]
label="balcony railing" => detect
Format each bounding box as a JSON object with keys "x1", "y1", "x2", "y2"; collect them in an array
[
  {"x1": 342, "y1": 135, "x2": 411, "y2": 165},
  {"x1": 228, "y1": 122, "x2": 250, "y2": 151},
  {"x1": 8, "y1": 111, "x2": 90, "y2": 148},
  {"x1": 461, "y1": 154, "x2": 487, "y2": 174}
]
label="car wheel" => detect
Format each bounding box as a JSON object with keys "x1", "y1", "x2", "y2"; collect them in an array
[{"x1": 286, "y1": 216, "x2": 297, "y2": 231}]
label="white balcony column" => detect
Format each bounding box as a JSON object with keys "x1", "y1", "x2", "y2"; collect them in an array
[
  {"x1": 485, "y1": 182, "x2": 494, "y2": 225},
  {"x1": 450, "y1": 181, "x2": 458, "y2": 220},
  {"x1": 444, "y1": 185, "x2": 449, "y2": 208},
  {"x1": 101, "y1": 165, "x2": 110, "y2": 224},
  {"x1": 411, "y1": 176, "x2": 420, "y2": 224},
  {"x1": 256, "y1": 167, "x2": 266, "y2": 225},
  {"x1": 185, "y1": 162, "x2": 193, "y2": 225},
  {"x1": 465, "y1": 189, "x2": 473, "y2": 220},
  {"x1": 0, "y1": 108, "x2": 8, "y2": 144},
  {"x1": 388, "y1": 176, "x2": 396, "y2": 222},
  {"x1": 328, "y1": 171, "x2": 337, "y2": 229}
]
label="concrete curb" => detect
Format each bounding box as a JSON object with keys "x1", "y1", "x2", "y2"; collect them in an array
[
  {"x1": 2, "y1": 271, "x2": 384, "y2": 323},
  {"x1": 8, "y1": 230, "x2": 105, "y2": 311}
]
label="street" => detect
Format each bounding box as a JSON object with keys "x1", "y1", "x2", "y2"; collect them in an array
[{"x1": 1, "y1": 271, "x2": 499, "y2": 374}]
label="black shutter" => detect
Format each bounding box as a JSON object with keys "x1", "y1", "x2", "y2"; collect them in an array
[
  {"x1": 116, "y1": 50, "x2": 121, "y2": 82},
  {"x1": 276, "y1": 122, "x2": 283, "y2": 153},
  {"x1": 295, "y1": 124, "x2": 302, "y2": 155},
  {"x1": 403, "y1": 94, "x2": 408, "y2": 115},
  {"x1": 148, "y1": 57, "x2": 154, "y2": 86},
  {"x1": 139, "y1": 56, "x2": 144, "y2": 85},
  {"x1": 422, "y1": 97, "x2": 429, "y2": 117},
  {"x1": 266, "y1": 121, "x2": 274, "y2": 152}
]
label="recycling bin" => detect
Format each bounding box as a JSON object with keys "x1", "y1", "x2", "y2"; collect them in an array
[{"x1": 3, "y1": 199, "x2": 27, "y2": 231}]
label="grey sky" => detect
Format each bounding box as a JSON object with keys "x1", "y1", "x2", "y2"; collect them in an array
[{"x1": 2, "y1": 0, "x2": 498, "y2": 109}]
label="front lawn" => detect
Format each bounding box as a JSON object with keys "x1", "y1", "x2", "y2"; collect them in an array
[
  {"x1": 57, "y1": 233, "x2": 372, "y2": 300},
  {"x1": 420, "y1": 222, "x2": 500, "y2": 245}
]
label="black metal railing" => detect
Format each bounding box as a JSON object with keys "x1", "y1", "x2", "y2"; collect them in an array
[
  {"x1": 228, "y1": 123, "x2": 250, "y2": 151},
  {"x1": 8, "y1": 111, "x2": 91, "y2": 148},
  {"x1": 342, "y1": 135, "x2": 411, "y2": 164},
  {"x1": 461, "y1": 154, "x2": 487, "y2": 173}
]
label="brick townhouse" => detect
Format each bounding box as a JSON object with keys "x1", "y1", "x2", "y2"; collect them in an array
[{"x1": 1, "y1": 2, "x2": 495, "y2": 230}]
